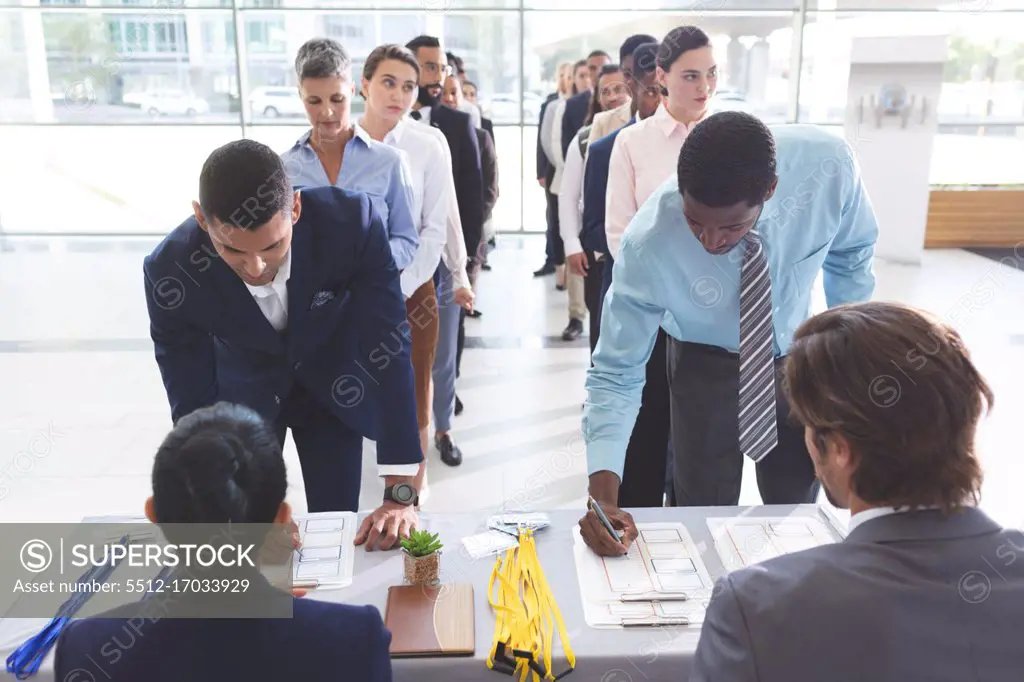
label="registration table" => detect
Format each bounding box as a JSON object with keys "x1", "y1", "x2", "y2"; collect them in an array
[{"x1": 0, "y1": 504, "x2": 845, "y2": 682}]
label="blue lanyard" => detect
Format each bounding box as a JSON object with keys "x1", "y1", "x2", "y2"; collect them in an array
[{"x1": 5, "y1": 536, "x2": 130, "y2": 680}]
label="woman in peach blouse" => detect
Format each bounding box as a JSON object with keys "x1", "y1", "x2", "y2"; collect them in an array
[
  {"x1": 598, "y1": 25, "x2": 717, "y2": 509},
  {"x1": 605, "y1": 26, "x2": 718, "y2": 260}
]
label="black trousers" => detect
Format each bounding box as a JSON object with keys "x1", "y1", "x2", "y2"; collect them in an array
[
  {"x1": 583, "y1": 252, "x2": 604, "y2": 360},
  {"x1": 618, "y1": 329, "x2": 671, "y2": 508},
  {"x1": 544, "y1": 188, "x2": 564, "y2": 267},
  {"x1": 275, "y1": 382, "x2": 363, "y2": 513},
  {"x1": 665, "y1": 339, "x2": 821, "y2": 506}
]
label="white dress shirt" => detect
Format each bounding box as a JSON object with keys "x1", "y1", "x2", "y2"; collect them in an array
[
  {"x1": 539, "y1": 94, "x2": 563, "y2": 171},
  {"x1": 244, "y1": 242, "x2": 417, "y2": 478},
  {"x1": 605, "y1": 104, "x2": 704, "y2": 258},
  {"x1": 549, "y1": 98, "x2": 568, "y2": 195},
  {"x1": 243, "y1": 247, "x2": 292, "y2": 331},
  {"x1": 359, "y1": 119, "x2": 450, "y2": 297},
  {"x1": 847, "y1": 506, "x2": 941, "y2": 533},
  {"x1": 412, "y1": 105, "x2": 431, "y2": 126},
  {"x1": 558, "y1": 129, "x2": 586, "y2": 256}
]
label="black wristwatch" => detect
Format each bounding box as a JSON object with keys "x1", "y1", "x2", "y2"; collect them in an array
[{"x1": 383, "y1": 483, "x2": 418, "y2": 507}]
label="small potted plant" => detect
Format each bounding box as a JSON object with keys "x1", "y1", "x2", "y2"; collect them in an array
[{"x1": 401, "y1": 529, "x2": 443, "y2": 585}]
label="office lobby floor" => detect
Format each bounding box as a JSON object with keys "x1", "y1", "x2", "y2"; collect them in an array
[{"x1": 0, "y1": 234, "x2": 1022, "y2": 530}]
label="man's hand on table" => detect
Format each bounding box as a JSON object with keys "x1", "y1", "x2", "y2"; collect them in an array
[
  {"x1": 355, "y1": 502, "x2": 418, "y2": 551},
  {"x1": 579, "y1": 471, "x2": 639, "y2": 557}
]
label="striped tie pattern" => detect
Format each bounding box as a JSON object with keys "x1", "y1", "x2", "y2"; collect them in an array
[{"x1": 738, "y1": 231, "x2": 778, "y2": 462}]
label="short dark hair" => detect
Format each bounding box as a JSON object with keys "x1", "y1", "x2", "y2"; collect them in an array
[
  {"x1": 585, "y1": 64, "x2": 622, "y2": 126},
  {"x1": 363, "y1": 44, "x2": 420, "y2": 82},
  {"x1": 198, "y1": 139, "x2": 292, "y2": 229},
  {"x1": 151, "y1": 402, "x2": 287, "y2": 528},
  {"x1": 784, "y1": 302, "x2": 991, "y2": 514},
  {"x1": 619, "y1": 34, "x2": 656, "y2": 62},
  {"x1": 632, "y1": 42, "x2": 660, "y2": 77},
  {"x1": 463, "y1": 79, "x2": 478, "y2": 91},
  {"x1": 677, "y1": 111, "x2": 776, "y2": 208},
  {"x1": 587, "y1": 49, "x2": 611, "y2": 61},
  {"x1": 657, "y1": 26, "x2": 711, "y2": 71},
  {"x1": 406, "y1": 35, "x2": 441, "y2": 54},
  {"x1": 446, "y1": 51, "x2": 465, "y2": 74},
  {"x1": 294, "y1": 37, "x2": 351, "y2": 81}
]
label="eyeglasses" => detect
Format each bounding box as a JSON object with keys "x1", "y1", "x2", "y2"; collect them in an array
[{"x1": 424, "y1": 62, "x2": 453, "y2": 77}]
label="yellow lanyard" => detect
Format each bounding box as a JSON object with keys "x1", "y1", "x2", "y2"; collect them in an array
[{"x1": 486, "y1": 529, "x2": 576, "y2": 680}]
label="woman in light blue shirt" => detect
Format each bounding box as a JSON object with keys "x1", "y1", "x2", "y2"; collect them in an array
[{"x1": 280, "y1": 38, "x2": 418, "y2": 270}]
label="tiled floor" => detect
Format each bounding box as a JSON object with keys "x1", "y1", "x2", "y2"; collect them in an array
[{"x1": 1, "y1": 234, "x2": 1022, "y2": 529}]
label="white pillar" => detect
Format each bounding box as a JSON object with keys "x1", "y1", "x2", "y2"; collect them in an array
[
  {"x1": 844, "y1": 35, "x2": 948, "y2": 265},
  {"x1": 21, "y1": 0, "x2": 54, "y2": 122},
  {"x1": 808, "y1": 0, "x2": 839, "y2": 122},
  {"x1": 746, "y1": 38, "x2": 770, "y2": 104},
  {"x1": 726, "y1": 36, "x2": 746, "y2": 93}
]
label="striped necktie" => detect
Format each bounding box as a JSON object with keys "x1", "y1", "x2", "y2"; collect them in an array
[{"x1": 738, "y1": 230, "x2": 778, "y2": 462}]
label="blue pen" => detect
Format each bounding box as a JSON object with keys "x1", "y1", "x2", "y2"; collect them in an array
[{"x1": 587, "y1": 496, "x2": 624, "y2": 545}]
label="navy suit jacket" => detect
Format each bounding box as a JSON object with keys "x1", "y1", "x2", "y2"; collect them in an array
[
  {"x1": 581, "y1": 118, "x2": 635, "y2": 255},
  {"x1": 560, "y1": 90, "x2": 592, "y2": 159},
  {"x1": 143, "y1": 186, "x2": 421, "y2": 468},
  {"x1": 56, "y1": 578, "x2": 392, "y2": 682}
]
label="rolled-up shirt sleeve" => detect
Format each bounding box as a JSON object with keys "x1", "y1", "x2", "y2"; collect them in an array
[{"x1": 583, "y1": 228, "x2": 667, "y2": 480}]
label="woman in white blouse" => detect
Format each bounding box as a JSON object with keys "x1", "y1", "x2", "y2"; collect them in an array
[
  {"x1": 358, "y1": 43, "x2": 473, "y2": 490},
  {"x1": 558, "y1": 64, "x2": 631, "y2": 346}
]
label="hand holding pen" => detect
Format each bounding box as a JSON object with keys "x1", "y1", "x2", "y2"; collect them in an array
[{"x1": 579, "y1": 496, "x2": 639, "y2": 557}]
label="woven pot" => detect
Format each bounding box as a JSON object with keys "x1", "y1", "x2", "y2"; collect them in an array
[{"x1": 403, "y1": 550, "x2": 441, "y2": 585}]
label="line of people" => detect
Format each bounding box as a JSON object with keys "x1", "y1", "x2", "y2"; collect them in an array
[
  {"x1": 74, "y1": 23, "x2": 1024, "y2": 682},
  {"x1": 143, "y1": 35, "x2": 498, "y2": 544}
]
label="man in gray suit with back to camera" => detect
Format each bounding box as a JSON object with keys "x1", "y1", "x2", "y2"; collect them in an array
[{"x1": 692, "y1": 300, "x2": 1024, "y2": 682}]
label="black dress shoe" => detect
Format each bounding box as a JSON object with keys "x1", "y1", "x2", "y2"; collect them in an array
[
  {"x1": 561, "y1": 318, "x2": 584, "y2": 341},
  {"x1": 454, "y1": 395, "x2": 464, "y2": 416},
  {"x1": 533, "y1": 263, "x2": 556, "y2": 277},
  {"x1": 436, "y1": 434, "x2": 463, "y2": 467},
  {"x1": 481, "y1": 263, "x2": 492, "y2": 271},
  {"x1": 467, "y1": 309, "x2": 482, "y2": 318}
]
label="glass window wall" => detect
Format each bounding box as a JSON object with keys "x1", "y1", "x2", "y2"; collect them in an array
[{"x1": 1, "y1": 1, "x2": 1022, "y2": 235}]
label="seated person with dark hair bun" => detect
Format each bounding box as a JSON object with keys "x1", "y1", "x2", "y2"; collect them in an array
[{"x1": 55, "y1": 402, "x2": 393, "y2": 682}]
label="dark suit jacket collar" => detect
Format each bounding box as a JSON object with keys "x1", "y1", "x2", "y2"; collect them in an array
[{"x1": 845, "y1": 506, "x2": 1001, "y2": 545}]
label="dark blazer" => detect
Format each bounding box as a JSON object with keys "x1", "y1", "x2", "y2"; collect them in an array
[
  {"x1": 560, "y1": 90, "x2": 592, "y2": 159},
  {"x1": 581, "y1": 118, "x2": 635, "y2": 255},
  {"x1": 536, "y1": 92, "x2": 558, "y2": 182},
  {"x1": 481, "y1": 116, "x2": 495, "y2": 145},
  {"x1": 142, "y1": 186, "x2": 421, "y2": 468},
  {"x1": 56, "y1": 577, "x2": 393, "y2": 682},
  {"x1": 477, "y1": 127, "x2": 499, "y2": 223},
  {"x1": 427, "y1": 103, "x2": 484, "y2": 262},
  {"x1": 692, "y1": 507, "x2": 1024, "y2": 682}
]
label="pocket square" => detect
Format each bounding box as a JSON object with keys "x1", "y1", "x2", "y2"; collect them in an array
[{"x1": 310, "y1": 290, "x2": 336, "y2": 310}]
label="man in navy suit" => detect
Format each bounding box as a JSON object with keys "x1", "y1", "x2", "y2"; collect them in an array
[
  {"x1": 143, "y1": 139, "x2": 421, "y2": 547},
  {"x1": 560, "y1": 50, "x2": 611, "y2": 159}
]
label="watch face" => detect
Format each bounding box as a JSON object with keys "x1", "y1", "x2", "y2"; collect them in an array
[{"x1": 392, "y1": 484, "x2": 415, "y2": 504}]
